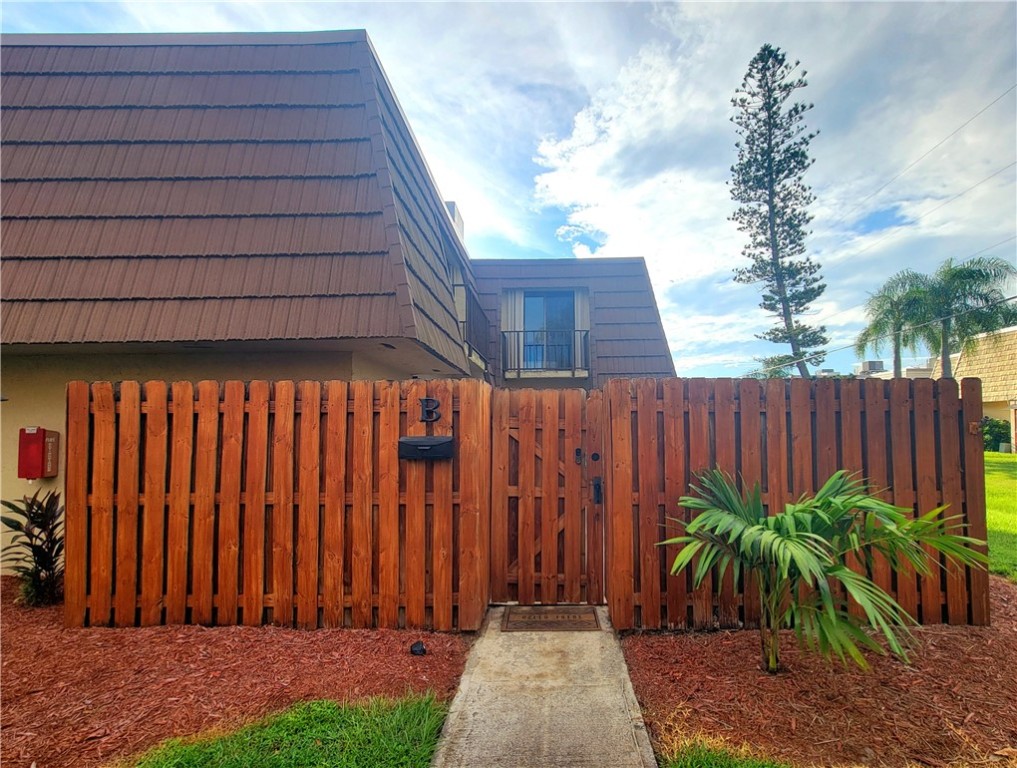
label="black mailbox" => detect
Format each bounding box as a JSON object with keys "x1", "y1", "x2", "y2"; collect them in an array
[{"x1": 398, "y1": 436, "x2": 454, "y2": 460}]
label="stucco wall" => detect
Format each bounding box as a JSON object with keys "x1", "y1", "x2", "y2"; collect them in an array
[{"x1": 0, "y1": 350, "x2": 355, "y2": 570}]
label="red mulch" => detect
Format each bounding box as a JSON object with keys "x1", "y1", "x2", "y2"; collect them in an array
[
  {"x1": 623, "y1": 575, "x2": 1017, "y2": 767},
  {"x1": 0, "y1": 577, "x2": 471, "y2": 768}
]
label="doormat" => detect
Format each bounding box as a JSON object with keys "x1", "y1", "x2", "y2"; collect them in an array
[{"x1": 501, "y1": 605, "x2": 601, "y2": 632}]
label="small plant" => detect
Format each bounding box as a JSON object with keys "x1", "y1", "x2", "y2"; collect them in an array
[
  {"x1": 1, "y1": 490, "x2": 65, "y2": 605},
  {"x1": 663, "y1": 470, "x2": 986, "y2": 673},
  {"x1": 980, "y1": 416, "x2": 1012, "y2": 452}
]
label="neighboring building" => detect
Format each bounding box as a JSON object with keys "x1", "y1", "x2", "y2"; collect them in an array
[
  {"x1": 854, "y1": 360, "x2": 934, "y2": 381},
  {"x1": 931, "y1": 327, "x2": 1017, "y2": 444},
  {"x1": 0, "y1": 30, "x2": 673, "y2": 510}
]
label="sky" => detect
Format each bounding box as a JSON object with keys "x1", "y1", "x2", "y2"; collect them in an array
[{"x1": 4, "y1": 1, "x2": 1015, "y2": 376}]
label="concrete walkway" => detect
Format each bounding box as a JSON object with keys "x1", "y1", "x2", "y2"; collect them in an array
[{"x1": 431, "y1": 606, "x2": 657, "y2": 768}]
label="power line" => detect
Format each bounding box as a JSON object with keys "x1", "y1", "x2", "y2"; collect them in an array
[
  {"x1": 829, "y1": 83, "x2": 1017, "y2": 229},
  {"x1": 795, "y1": 234, "x2": 1017, "y2": 330},
  {"x1": 830, "y1": 160, "x2": 1017, "y2": 264},
  {"x1": 744, "y1": 293, "x2": 1017, "y2": 377}
]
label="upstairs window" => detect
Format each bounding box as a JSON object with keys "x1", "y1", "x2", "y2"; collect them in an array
[{"x1": 501, "y1": 289, "x2": 589, "y2": 376}]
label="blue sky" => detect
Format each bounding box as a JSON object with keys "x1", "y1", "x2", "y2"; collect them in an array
[{"x1": 4, "y1": 1, "x2": 1015, "y2": 376}]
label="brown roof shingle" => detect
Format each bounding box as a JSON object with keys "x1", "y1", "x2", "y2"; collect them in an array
[{"x1": 1, "y1": 30, "x2": 469, "y2": 370}]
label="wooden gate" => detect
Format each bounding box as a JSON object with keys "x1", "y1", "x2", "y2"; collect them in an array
[{"x1": 488, "y1": 388, "x2": 606, "y2": 605}]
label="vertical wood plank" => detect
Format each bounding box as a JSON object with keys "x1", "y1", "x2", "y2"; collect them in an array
[
  {"x1": 89, "y1": 382, "x2": 116, "y2": 627},
  {"x1": 814, "y1": 378, "x2": 838, "y2": 483},
  {"x1": 218, "y1": 380, "x2": 245, "y2": 626},
  {"x1": 114, "y1": 381, "x2": 141, "y2": 627},
  {"x1": 64, "y1": 381, "x2": 91, "y2": 627},
  {"x1": 937, "y1": 380, "x2": 969, "y2": 624},
  {"x1": 403, "y1": 380, "x2": 428, "y2": 626},
  {"x1": 961, "y1": 378, "x2": 990, "y2": 625},
  {"x1": 457, "y1": 380, "x2": 489, "y2": 630},
  {"x1": 489, "y1": 388, "x2": 511, "y2": 603},
  {"x1": 165, "y1": 381, "x2": 193, "y2": 625},
  {"x1": 636, "y1": 378, "x2": 661, "y2": 628},
  {"x1": 517, "y1": 389, "x2": 537, "y2": 606},
  {"x1": 765, "y1": 379, "x2": 789, "y2": 517},
  {"x1": 563, "y1": 389, "x2": 583, "y2": 604},
  {"x1": 863, "y1": 379, "x2": 893, "y2": 597},
  {"x1": 662, "y1": 379, "x2": 687, "y2": 628},
  {"x1": 584, "y1": 389, "x2": 605, "y2": 605},
  {"x1": 271, "y1": 381, "x2": 295, "y2": 626},
  {"x1": 376, "y1": 381, "x2": 400, "y2": 628},
  {"x1": 322, "y1": 381, "x2": 348, "y2": 628},
  {"x1": 140, "y1": 381, "x2": 168, "y2": 626},
  {"x1": 297, "y1": 381, "x2": 322, "y2": 629},
  {"x1": 890, "y1": 379, "x2": 917, "y2": 617},
  {"x1": 540, "y1": 390, "x2": 560, "y2": 604},
  {"x1": 789, "y1": 379, "x2": 814, "y2": 499},
  {"x1": 687, "y1": 379, "x2": 713, "y2": 629},
  {"x1": 912, "y1": 379, "x2": 942, "y2": 623},
  {"x1": 430, "y1": 379, "x2": 454, "y2": 630},
  {"x1": 839, "y1": 380, "x2": 867, "y2": 618},
  {"x1": 737, "y1": 380, "x2": 762, "y2": 627},
  {"x1": 191, "y1": 380, "x2": 219, "y2": 626},
  {"x1": 713, "y1": 379, "x2": 738, "y2": 628},
  {"x1": 243, "y1": 381, "x2": 270, "y2": 626},
  {"x1": 606, "y1": 379, "x2": 635, "y2": 630},
  {"x1": 350, "y1": 380, "x2": 374, "y2": 628}
]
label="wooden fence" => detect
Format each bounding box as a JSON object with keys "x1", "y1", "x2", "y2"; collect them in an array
[
  {"x1": 65, "y1": 379, "x2": 490, "y2": 630},
  {"x1": 603, "y1": 377, "x2": 989, "y2": 630},
  {"x1": 64, "y1": 377, "x2": 989, "y2": 631}
]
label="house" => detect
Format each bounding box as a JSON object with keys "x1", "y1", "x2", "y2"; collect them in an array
[
  {"x1": 0, "y1": 30, "x2": 674, "y2": 515},
  {"x1": 931, "y1": 327, "x2": 1017, "y2": 445}
]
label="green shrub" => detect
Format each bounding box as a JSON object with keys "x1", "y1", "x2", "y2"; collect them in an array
[
  {"x1": 1, "y1": 490, "x2": 65, "y2": 605},
  {"x1": 981, "y1": 417, "x2": 1012, "y2": 451},
  {"x1": 663, "y1": 470, "x2": 987, "y2": 672}
]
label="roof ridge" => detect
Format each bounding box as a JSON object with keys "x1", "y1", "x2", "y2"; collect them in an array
[{"x1": 1, "y1": 30, "x2": 370, "y2": 47}]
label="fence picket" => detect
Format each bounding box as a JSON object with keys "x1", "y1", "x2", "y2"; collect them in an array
[
  {"x1": 517, "y1": 389, "x2": 537, "y2": 606},
  {"x1": 687, "y1": 379, "x2": 712, "y2": 629},
  {"x1": 563, "y1": 390, "x2": 583, "y2": 604},
  {"x1": 662, "y1": 379, "x2": 687, "y2": 629},
  {"x1": 322, "y1": 381, "x2": 348, "y2": 628},
  {"x1": 913, "y1": 379, "x2": 942, "y2": 623},
  {"x1": 165, "y1": 381, "x2": 193, "y2": 625},
  {"x1": 938, "y1": 380, "x2": 968, "y2": 624},
  {"x1": 890, "y1": 379, "x2": 918, "y2": 617},
  {"x1": 607, "y1": 380, "x2": 635, "y2": 630},
  {"x1": 243, "y1": 381, "x2": 270, "y2": 626},
  {"x1": 636, "y1": 378, "x2": 661, "y2": 629},
  {"x1": 714, "y1": 379, "x2": 738, "y2": 628},
  {"x1": 218, "y1": 381, "x2": 245, "y2": 626},
  {"x1": 192, "y1": 381, "x2": 219, "y2": 626},
  {"x1": 297, "y1": 381, "x2": 322, "y2": 629},
  {"x1": 584, "y1": 389, "x2": 605, "y2": 605},
  {"x1": 64, "y1": 381, "x2": 90, "y2": 627},
  {"x1": 271, "y1": 381, "x2": 296, "y2": 626},
  {"x1": 961, "y1": 379, "x2": 989, "y2": 625},
  {"x1": 89, "y1": 382, "x2": 116, "y2": 627},
  {"x1": 540, "y1": 391, "x2": 560, "y2": 604},
  {"x1": 403, "y1": 380, "x2": 428, "y2": 626},
  {"x1": 489, "y1": 388, "x2": 511, "y2": 603},
  {"x1": 140, "y1": 382, "x2": 168, "y2": 626},
  {"x1": 350, "y1": 380, "x2": 374, "y2": 628},
  {"x1": 377, "y1": 381, "x2": 400, "y2": 628},
  {"x1": 114, "y1": 381, "x2": 141, "y2": 627},
  {"x1": 430, "y1": 379, "x2": 454, "y2": 630}
]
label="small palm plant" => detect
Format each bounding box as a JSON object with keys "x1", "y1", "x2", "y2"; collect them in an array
[
  {"x1": 663, "y1": 470, "x2": 986, "y2": 673},
  {"x1": 1, "y1": 490, "x2": 65, "y2": 605}
]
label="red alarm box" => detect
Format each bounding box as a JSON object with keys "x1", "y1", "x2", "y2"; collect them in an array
[{"x1": 18, "y1": 427, "x2": 60, "y2": 480}]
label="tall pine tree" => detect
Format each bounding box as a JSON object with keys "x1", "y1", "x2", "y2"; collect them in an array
[{"x1": 731, "y1": 44, "x2": 827, "y2": 378}]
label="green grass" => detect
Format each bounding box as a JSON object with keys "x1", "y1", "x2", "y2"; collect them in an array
[
  {"x1": 661, "y1": 743, "x2": 790, "y2": 768},
  {"x1": 131, "y1": 695, "x2": 446, "y2": 768},
  {"x1": 985, "y1": 453, "x2": 1017, "y2": 581}
]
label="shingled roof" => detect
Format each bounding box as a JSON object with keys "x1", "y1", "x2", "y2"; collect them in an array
[
  {"x1": 931, "y1": 326, "x2": 1017, "y2": 403},
  {"x1": 1, "y1": 31, "x2": 470, "y2": 371}
]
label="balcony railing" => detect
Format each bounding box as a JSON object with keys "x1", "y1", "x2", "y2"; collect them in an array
[{"x1": 501, "y1": 330, "x2": 590, "y2": 377}]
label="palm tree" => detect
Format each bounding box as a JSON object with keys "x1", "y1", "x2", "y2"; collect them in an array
[
  {"x1": 663, "y1": 470, "x2": 985, "y2": 673},
  {"x1": 911, "y1": 256, "x2": 1016, "y2": 379},
  {"x1": 854, "y1": 270, "x2": 925, "y2": 378}
]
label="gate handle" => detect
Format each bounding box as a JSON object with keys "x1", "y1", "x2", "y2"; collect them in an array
[{"x1": 592, "y1": 476, "x2": 603, "y2": 505}]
